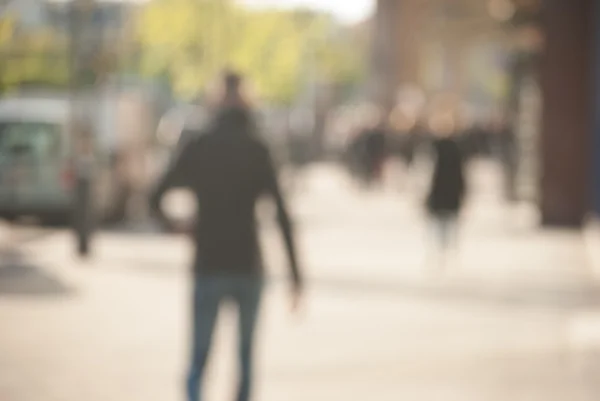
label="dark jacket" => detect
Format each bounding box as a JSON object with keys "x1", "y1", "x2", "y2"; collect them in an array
[
  {"x1": 427, "y1": 137, "x2": 466, "y2": 214},
  {"x1": 364, "y1": 127, "x2": 386, "y2": 163},
  {"x1": 150, "y1": 107, "x2": 301, "y2": 284}
]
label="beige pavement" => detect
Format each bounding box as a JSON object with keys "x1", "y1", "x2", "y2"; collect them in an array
[{"x1": 1, "y1": 161, "x2": 600, "y2": 401}]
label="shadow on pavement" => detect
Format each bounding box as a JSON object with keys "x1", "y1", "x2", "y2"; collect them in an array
[{"x1": 0, "y1": 249, "x2": 73, "y2": 297}]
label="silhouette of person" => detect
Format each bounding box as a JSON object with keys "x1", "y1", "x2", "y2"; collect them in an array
[
  {"x1": 150, "y1": 71, "x2": 303, "y2": 401},
  {"x1": 72, "y1": 118, "x2": 95, "y2": 257},
  {"x1": 363, "y1": 118, "x2": 387, "y2": 186},
  {"x1": 351, "y1": 109, "x2": 387, "y2": 188},
  {"x1": 425, "y1": 110, "x2": 466, "y2": 267}
]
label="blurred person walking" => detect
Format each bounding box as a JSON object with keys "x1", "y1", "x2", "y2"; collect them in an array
[
  {"x1": 425, "y1": 110, "x2": 467, "y2": 270},
  {"x1": 72, "y1": 119, "x2": 95, "y2": 257},
  {"x1": 150, "y1": 71, "x2": 303, "y2": 401},
  {"x1": 364, "y1": 118, "x2": 387, "y2": 187},
  {"x1": 351, "y1": 109, "x2": 387, "y2": 188},
  {"x1": 344, "y1": 127, "x2": 366, "y2": 184}
]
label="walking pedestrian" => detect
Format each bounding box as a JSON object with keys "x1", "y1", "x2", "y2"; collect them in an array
[
  {"x1": 353, "y1": 110, "x2": 387, "y2": 188},
  {"x1": 150, "y1": 71, "x2": 303, "y2": 401},
  {"x1": 425, "y1": 110, "x2": 467, "y2": 270},
  {"x1": 72, "y1": 119, "x2": 95, "y2": 257}
]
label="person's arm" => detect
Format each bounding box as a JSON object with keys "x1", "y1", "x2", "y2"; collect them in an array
[
  {"x1": 149, "y1": 139, "x2": 195, "y2": 230},
  {"x1": 262, "y1": 148, "x2": 302, "y2": 291},
  {"x1": 456, "y1": 142, "x2": 467, "y2": 203}
]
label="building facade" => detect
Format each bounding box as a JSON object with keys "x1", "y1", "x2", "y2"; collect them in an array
[{"x1": 371, "y1": 0, "x2": 599, "y2": 226}]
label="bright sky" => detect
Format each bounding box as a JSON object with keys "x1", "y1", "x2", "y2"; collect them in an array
[
  {"x1": 239, "y1": 0, "x2": 374, "y2": 24},
  {"x1": 39, "y1": 0, "x2": 374, "y2": 23}
]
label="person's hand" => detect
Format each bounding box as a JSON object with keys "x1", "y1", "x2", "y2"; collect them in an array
[
  {"x1": 290, "y1": 280, "x2": 304, "y2": 314},
  {"x1": 172, "y1": 220, "x2": 194, "y2": 238}
]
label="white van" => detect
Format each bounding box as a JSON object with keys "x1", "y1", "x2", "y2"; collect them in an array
[{"x1": 0, "y1": 94, "x2": 122, "y2": 224}]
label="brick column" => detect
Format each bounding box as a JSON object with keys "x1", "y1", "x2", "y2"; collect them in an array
[
  {"x1": 369, "y1": 0, "x2": 423, "y2": 115},
  {"x1": 369, "y1": 0, "x2": 400, "y2": 112},
  {"x1": 594, "y1": 1, "x2": 600, "y2": 216},
  {"x1": 540, "y1": 0, "x2": 594, "y2": 227},
  {"x1": 395, "y1": 0, "x2": 423, "y2": 88}
]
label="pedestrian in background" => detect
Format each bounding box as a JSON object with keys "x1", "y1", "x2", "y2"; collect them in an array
[
  {"x1": 150, "y1": 70, "x2": 303, "y2": 401},
  {"x1": 352, "y1": 108, "x2": 387, "y2": 188},
  {"x1": 425, "y1": 110, "x2": 467, "y2": 270},
  {"x1": 72, "y1": 118, "x2": 95, "y2": 257}
]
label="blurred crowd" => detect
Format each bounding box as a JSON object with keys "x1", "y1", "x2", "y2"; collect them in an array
[{"x1": 335, "y1": 94, "x2": 517, "y2": 201}]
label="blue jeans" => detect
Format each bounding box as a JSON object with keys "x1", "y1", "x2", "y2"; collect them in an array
[
  {"x1": 186, "y1": 276, "x2": 263, "y2": 401},
  {"x1": 432, "y1": 212, "x2": 458, "y2": 250}
]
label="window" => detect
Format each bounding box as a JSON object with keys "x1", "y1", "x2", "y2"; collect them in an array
[{"x1": 0, "y1": 121, "x2": 62, "y2": 161}]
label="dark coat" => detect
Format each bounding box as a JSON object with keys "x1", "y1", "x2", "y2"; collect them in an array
[
  {"x1": 427, "y1": 137, "x2": 466, "y2": 214},
  {"x1": 150, "y1": 107, "x2": 300, "y2": 284}
]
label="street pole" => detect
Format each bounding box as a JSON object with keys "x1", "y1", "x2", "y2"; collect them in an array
[{"x1": 69, "y1": 0, "x2": 100, "y2": 258}]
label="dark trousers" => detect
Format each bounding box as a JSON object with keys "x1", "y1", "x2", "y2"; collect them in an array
[
  {"x1": 187, "y1": 275, "x2": 263, "y2": 401},
  {"x1": 73, "y1": 178, "x2": 92, "y2": 255}
]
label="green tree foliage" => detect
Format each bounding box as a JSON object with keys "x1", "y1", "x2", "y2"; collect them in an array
[
  {"x1": 134, "y1": 0, "x2": 365, "y2": 104},
  {"x1": 0, "y1": 21, "x2": 70, "y2": 93},
  {"x1": 0, "y1": 14, "x2": 15, "y2": 47}
]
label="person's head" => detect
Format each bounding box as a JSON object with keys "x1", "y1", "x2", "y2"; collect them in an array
[
  {"x1": 426, "y1": 92, "x2": 464, "y2": 137},
  {"x1": 224, "y1": 70, "x2": 241, "y2": 92},
  {"x1": 428, "y1": 110, "x2": 457, "y2": 138},
  {"x1": 214, "y1": 73, "x2": 255, "y2": 134},
  {"x1": 219, "y1": 69, "x2": 249, "y2": 110},
  {"x1": 389, "y1": 105, "x2": 416, "y2": 133},
  {"x1": 205, "y1": 69, "x2": 249, "y2": 111}
]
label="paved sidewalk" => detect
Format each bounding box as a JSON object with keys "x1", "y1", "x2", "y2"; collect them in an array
[
  {"x1": 1, "y1": 162, "x2": 600, "y2": 401},
  {"x1": 287, "y1": 162, "x2": 598, "y2": 289}
]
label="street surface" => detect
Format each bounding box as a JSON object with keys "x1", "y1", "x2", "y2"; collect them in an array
[{"x1": 1, "y1": 161, "x2": 600, "y2": 401}]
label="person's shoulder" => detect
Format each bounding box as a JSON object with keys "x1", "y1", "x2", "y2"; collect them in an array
[
  {"x1": 176, "y1": 129, "x2": 211, "y2": 154},
  {"x1": 179, "y1": 129, "x2": 201, "y2": 144}
]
